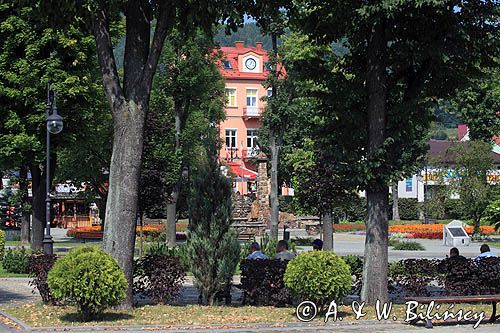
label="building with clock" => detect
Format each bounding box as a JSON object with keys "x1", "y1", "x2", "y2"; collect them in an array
[{"x1": 218, "y1": 41, "x2": 272, "y2": 194}]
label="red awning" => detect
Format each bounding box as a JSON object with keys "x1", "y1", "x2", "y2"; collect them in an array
[{"x1": 228, "y1": 163, "x2": 258, "y2": 181}]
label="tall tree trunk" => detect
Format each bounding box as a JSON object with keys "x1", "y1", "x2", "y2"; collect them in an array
[
  {"x1": 268, "y1": 32, "x2": 281, "y2": 241},
  {"x1": 19, "y1": 166, "x2": 30, "y2": 244},
  {"x1": 361, "y1": 19, "x2": 389, "y2": 305},
  {"x1": 166, "y1": 107, "x2": 182, "y2": 247},
  {"x1": 322, "y1": 210, "x2": 333, "y2": 251},
  {"x1": 362, "y1": 189, "x2": 389, "y2": 303},
  {"x1": 103, "y1": 100, "x2": 145, "y2": 308},
  {"x1": 269, "y1": 128, "x2": 280, "y2": 240},
  {"x1": 92, "y1": 0, "x2": 171, "y2": 309},
  {"x1": 29, "y1": 166, "x2": 45, "y2": 250},
  {"x1": 392, "y1": 183, "x2": 400, "y2": 221},
  {"x1": 166, "y1": 186, "x2": 179, "y2": 247}
]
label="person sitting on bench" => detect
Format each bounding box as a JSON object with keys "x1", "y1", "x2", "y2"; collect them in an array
[
  {"x1": 312, "y1": 239, "x2": 323, "y2": 251},
  {"x1": 274, "y1": 240, "x2": 295, "y2": 261},
  {"x1": 449, "y1": 247, "x2": 466, "y2": 260},
  {"x1": 246, "y1": 242, "x2": 269, "y2": 260},
  {"x1": 476, "y1": 244, "x2": 497, "y2": 259}
]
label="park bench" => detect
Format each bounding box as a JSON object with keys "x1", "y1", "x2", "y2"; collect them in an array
[
  {"x1": 407, "y1": 295, "x2": 500, "y2": 328},
  {"x1": 75, "y1": 231, "x2": 103, "y2": 239}
]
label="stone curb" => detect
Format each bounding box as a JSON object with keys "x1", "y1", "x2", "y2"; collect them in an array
[
  {"x1": 0, "y1": 310, "x2": 32, "y2": 332},
  {"x1": 0, "y1": 318, "x2": 416, "y2": 332}
]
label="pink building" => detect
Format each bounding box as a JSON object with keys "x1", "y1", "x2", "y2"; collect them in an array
[{"x1": 218, "y1": 41, "x2": 271, "y2": 194}]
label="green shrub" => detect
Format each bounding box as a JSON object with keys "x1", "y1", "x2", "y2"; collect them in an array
[
  {"x1": 2, "y1": 247, "x2": 30, "y2": 273},
  {"x1": 392, "y1": 240, "x2": 425, "y2": 251},
  {"x1": 284, "y1": 251, "x2": 351, "y2": 307},
  {"x1": 388, "y1": 238, "x2": 401, "y2": 247},
  {"x1": 342, "y1": 255, "x2": 363, "y2": 278},
  {"x1": 0, "y1": 230, "x2": 5, "y2": 260},
  {"x1": 48, "y1": 247, "x2": 127, "y2": 321}
]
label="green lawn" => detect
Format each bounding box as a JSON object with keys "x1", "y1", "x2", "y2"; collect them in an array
[{"x1": 2, "y1": 302, "x2": 496, "y2": 328}]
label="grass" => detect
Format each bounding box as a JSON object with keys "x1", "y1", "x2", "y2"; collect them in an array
[
  {"x1": 2, "y1": 302, "x2": 496, "y2": 328},
  {"x1": 0, "y1": 266, "x2": 29, "y2": 278},
  {"x1": 486, "y1": 242, "x2": 500, "y2": 249}
]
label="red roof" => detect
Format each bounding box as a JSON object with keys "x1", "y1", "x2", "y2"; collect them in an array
[{"x1": 217, "y1": 41, "x2": 284, "y2": 80}]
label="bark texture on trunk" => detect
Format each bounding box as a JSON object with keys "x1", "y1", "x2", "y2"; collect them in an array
[
  {"x1": 322, "y1": 210, "x2": 333, "y2": 251},
  {"x1": 392, "y1": 183, "x2": 400, "y2": 221},
  {"x1": 29, "y1": 166, "x2": 45, "y2": 250},
  {"x1": 103, "y1": 100, "x2": 145, "y2": 308},
  {"x1": 362, "y1": 189, "x2": 389, "y2": 304},
  {"x1": 361, "y1": 19, "x2": 389, "y2": 305},
  {"x1": 19, "y1": 166, "x2": 30, "y2": 243},
  {"x1": 92, "y1": 0, "x2": 171, "y2": 309},
  {"x1": 165, "y1": 187, "x2": 179, "y2": 247},
  {"x1": 269, "y1": 128, "x2": 280, "y2": 240}
]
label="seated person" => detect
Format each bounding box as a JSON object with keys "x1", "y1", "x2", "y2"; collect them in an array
[
  {"x1": 312, "y1": 238, "x2": 323, "y2": 251},
  {"x1": 449, "y1": 247, "x2": 466, "y2": 260},
  {"x1": 246, "y1": 242, "x2": 269, "y2": 260},
  {"x1": 274, "y1": 240, "x2": 296, "y2": 261},
  {"x1": 476, "y1": 244, "x2": 497, "y2": 259}
]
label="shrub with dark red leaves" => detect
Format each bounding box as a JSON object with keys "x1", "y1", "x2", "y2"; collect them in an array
[
  {"x1": 240, "y1": 259, "x2": 292, "y2": 306},
  {"x1": 387, "y1": 257, "x2": 500, "y2": 297},
  {"x1": 134, "y1": 254, "x2": 186, "y2": 304},
  {"x1": 28, "y1": 254, "x2": 58, "y2": 304},
  {"x1": 443, "y1": 256, "x2": 500, "y2": 296}
]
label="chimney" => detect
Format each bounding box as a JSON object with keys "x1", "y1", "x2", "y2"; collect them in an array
[
  {"x1": 256, "y1": 42, "x2": 262, "y2": 51},
  {"x1": 235, "y1": 41, "x2": 244, "y2": 49}
]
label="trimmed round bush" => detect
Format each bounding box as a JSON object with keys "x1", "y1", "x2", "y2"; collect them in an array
[
  {"x1": 48, "y1": 247, "x2": 127, "y2": 321},
  {"x1": 284, "y1": 251, "x2": 351, "y2": 307}
]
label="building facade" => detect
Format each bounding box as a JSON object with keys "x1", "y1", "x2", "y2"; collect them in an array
[{"x1": 219, "y1": 41, "x2": 271, "y2": 194}]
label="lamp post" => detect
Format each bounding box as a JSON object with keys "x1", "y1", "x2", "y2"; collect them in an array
[{"x1": 43, "y1": 82, "x2": 64, "y2": 255}]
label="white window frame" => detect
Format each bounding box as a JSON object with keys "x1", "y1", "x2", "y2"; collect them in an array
[
  {"x1": 246, "y1": 129, "x2": 258, "y2": 149},
  {"x1": 267, "y1": 88, "x2": 272, "y2": 98},
  {"x1": 225, "y1": 128, "x2": 237, "y2": 149},
  {"x1": 246, "y1": 88, "x2": 258, "y2": 115},
  {"x1": 225, "y1": 87, "x2": 237, "y2": 107}
]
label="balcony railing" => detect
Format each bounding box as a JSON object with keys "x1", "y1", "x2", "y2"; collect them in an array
[
  {"x1": 243, "y1": 107, "x2": 264, "y2": 117},
  {"x1": 243, "y1": 147, "x2": 260, "y2": 159}
]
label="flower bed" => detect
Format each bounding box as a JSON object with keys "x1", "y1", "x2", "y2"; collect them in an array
[
  {"x1": 389, "y1": 224, "x2": 496, "y2": 239},
  {"x1": 333, "y1": 224, "x2": 365, "y2": 232},
  {"x1": 66, "y1": 225, "x2": 186, "y2": 240}
]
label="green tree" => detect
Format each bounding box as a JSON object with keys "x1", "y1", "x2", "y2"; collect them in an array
[
  {"x1": 448, "y1": 141, "x2": 495, "y2": 233},
  {"x1": 290, "y1": 0, "x2": 499, "y2": 304},
  {"x1": 453, "y1": 64, "x2": 500, "y2": 142},
  {"x1": 141, "y1": 30, "x2": 226, "y2": 246},
  {"x1": 186, "y1": 152, "x2": 240, "y2": 305},
  {"x1": 0, "y1": 1, "x2": 105, "y2": 249},
  {"x1": 41, "y1": 0, "x2": 244, "y2": 307}
]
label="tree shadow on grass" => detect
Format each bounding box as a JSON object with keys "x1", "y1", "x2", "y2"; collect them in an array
[{"x1": 59, "y1": 312, "x2": 134, "y2": 323}]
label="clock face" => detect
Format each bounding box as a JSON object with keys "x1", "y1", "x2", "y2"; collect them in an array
[{"x1": 245, "y1": 58, "x2": 257, "y2": 70}]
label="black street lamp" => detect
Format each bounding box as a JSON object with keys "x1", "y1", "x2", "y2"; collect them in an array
[{"x1": 43, "y1": 82, "x2": 63, "y2": 255}]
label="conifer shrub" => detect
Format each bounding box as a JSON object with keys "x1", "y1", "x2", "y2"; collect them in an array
[
  {"x1": 48, "y1": 247, "x2": 127, "y2": 321},
  {"x1": 284, "y1": 251, "x2": 351, "y2": 308},
  {"x1": 186, "y1": 160, "x2": 240, "y2": 305}
]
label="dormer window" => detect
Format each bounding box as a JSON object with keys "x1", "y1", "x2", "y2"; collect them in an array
[
  {"x1": 242, "y1": 55, "x2": 259, "y2": 73},
  {"x1": 264, "y1": 62, "x2": 273, "y2": 71},
  {"x1": 222, "y1": 60, "x2": 232, "y2": 69}
]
